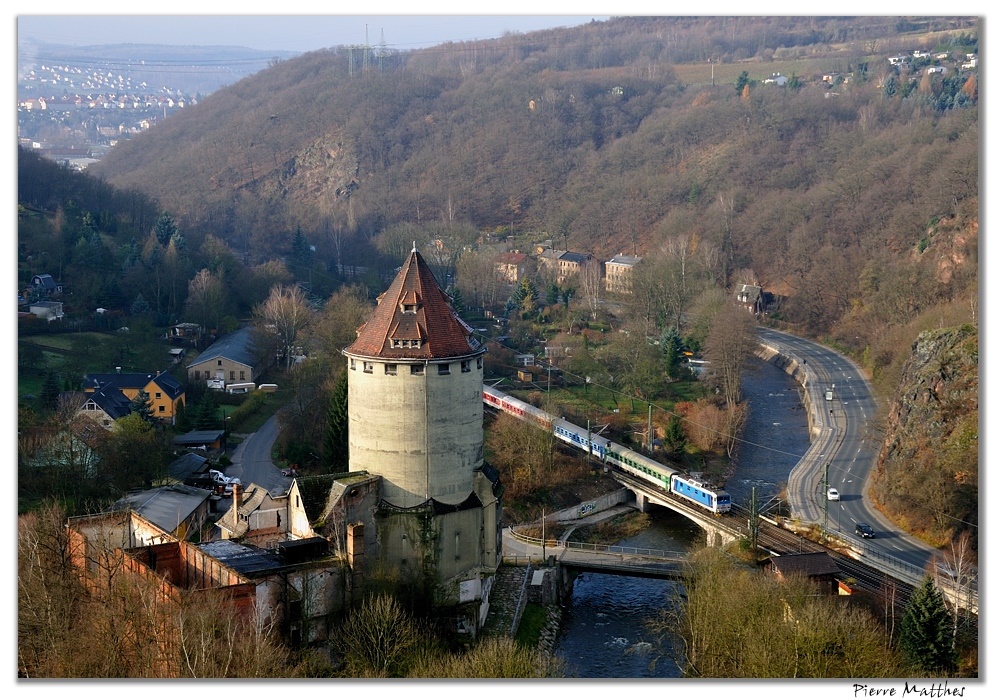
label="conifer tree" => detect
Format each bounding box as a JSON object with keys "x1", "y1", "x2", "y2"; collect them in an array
[
  {"x1": 129, "y1": 388, "x2": 153, "y2": 421},
  {"x1": 323, "y1": 370, "x2": 349, "y2": 472},
  {"x1": 40, "y1": 371, "x2": 61, "y2": 412},
  {"x1": 899, "y1": 576, "x2": 958, "y2": 674}
]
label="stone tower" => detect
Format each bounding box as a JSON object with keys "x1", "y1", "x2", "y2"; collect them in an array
[
  {"x1": 343, "y1": 248, "x2": 501, "y2": 623},
  {"x1": 343, "y1": 247, "x2": 487, "y2": 508}
]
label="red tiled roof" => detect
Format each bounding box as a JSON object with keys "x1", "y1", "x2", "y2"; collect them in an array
[{"x1": 345, "y1": 250, "x2": 483, "y2": 360}]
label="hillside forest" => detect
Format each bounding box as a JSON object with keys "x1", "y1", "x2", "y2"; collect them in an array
[{"x1": 17, "y1": 16, "x2": 978, "y2": 547}]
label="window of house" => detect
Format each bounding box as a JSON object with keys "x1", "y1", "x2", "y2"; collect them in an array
[
  {"x1": 385, "y1": 364, "x2": 397, "y2": 375},
  {"x1": 230, "y1": 371, "x2": 235, "y2": 380},
  {"x1": 411, "y1": 365, "x2": 424, "y2": 376},
  {"x1": 461, "y1": 360, "x2": 470, "y2": 373},
  {"x1": 218, "y1": 360, "x2": 222, "y2": 366},
  {"x1": 363, "y1": 362, "x2": 374, "y2": 374},
  {"x1": 438, "y1": 363, "x2": 450, "y2": 375},
  {"x1": 195, "y1": 370, "x2": 200, "y2": 380},
  {"x1": 240, "y1": 371, "x2": 245, "y2": 380},
  {"x1": 477, "y1": 357, "x2": 482, "y2": 369},
  {"x1": 391, "y1": 339, "x2": 402, "y2": 348},
  {"x1": 155, "y1": 392, "x2": 162, "y2": 399},
  {"x1": 350, "y1": 359, "x2": 356, "y2": 370},
  {"x1": 158, "y1": 405, "x2": 165, "y2": 413}
]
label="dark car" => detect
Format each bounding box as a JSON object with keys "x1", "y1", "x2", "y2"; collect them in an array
[{"x1": 855, "y1": 523, "x2": 875, "y2": 538}]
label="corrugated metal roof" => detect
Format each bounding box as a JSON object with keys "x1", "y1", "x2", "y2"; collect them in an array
[
  {"x1": 113, "y1": 485, "x2": 211, "y2": 534},
  {"x1": 189, "y1": 326, "x2": 256, "y2": 368}
]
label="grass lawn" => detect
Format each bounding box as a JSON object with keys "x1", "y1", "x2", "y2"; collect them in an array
[{"x1": 514, "y1": 603, "x2": 549, "y2": 648}]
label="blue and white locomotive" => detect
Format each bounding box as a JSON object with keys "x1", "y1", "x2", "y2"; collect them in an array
[{"x1": 483, "y1": 385, "x2": 732, "y2": 514}]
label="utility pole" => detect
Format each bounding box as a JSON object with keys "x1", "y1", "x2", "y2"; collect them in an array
[
  {"x1": 824, "y1": 462, "x2": 830, "y2": 535},
  {"x1": 647, "y1": 403, "x2": 653, "y2": 452},
  {"x1": 749, "y1": 486, "x2": 759, "y2": 557},
  {"x1": 541, "y1": 507, "x2": 546, "y2": 562}
]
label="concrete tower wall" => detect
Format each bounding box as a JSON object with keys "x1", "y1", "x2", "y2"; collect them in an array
[{"x1": 347, "y1": 355, "x2": 484, "y2": 508}]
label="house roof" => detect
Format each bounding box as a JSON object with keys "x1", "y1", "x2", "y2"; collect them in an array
[
  {"x1": 84, "y1": 371, "x2": 184, "y2": 399},
  {"x1": 607, "y1": 254, "x2": 642, "y2": 266},
  {"x1": 345, "y1": 249, "x2": 483, "y2": 360},
  {"x1": 768, "y1": 552, "x2": 841, "y2": 578},
  {"x1": 172, "y1": 430, "x2": 225, "y2": 446},
  {"x1": 167, "y1": 452, "x2": 209, "y2": 481},
  {"x1": 81, "y1": 387, "x2": 133, "y2": 420},
  {"x1": 32, "y1": 274, "x2": 58, "y2": 288},
  {"x1": 113, "y1": 485, "x2": 212, "y2": 534},
  {"x1": 189, "y1": 326, "x2": 256, "y2": 368},
  {"x1": 495, "y1": 252, "x2": 527, "y2": 265},
  {"x1": 561, "y1": 251, "x2": 592, "y2": 264}
]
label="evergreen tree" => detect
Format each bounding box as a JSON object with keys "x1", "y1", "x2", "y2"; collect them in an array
[
  {"x1": 449, "y1": 287, "x2": 464, "y2": 315},
  {"x1": 323, "y1": 370, "x2": 349, "y2": 471},
  {"x1": 40, "y1": 371, "x2": 60, "y2": 412},
  {"x1": 192, "y1": 392, "x2": 219, "y2": 431},
  {"x1": 660, "y1": 326, "x2": 683, "y2": 377},
  {"x1": 153, "y1": 212, "x2": 177, "y2": 246},
  {"x1": 899, "y1": 576, "x2": 958, "y2": 674},
  {"x1": 131, "y1": 293, "x2": 152, "y2": 318},
  {"x1": 735, "y1": 70, "x2": 750, "y2": 93},
  {"x1": 129, "y1": 388, "x2": 153, "y2": 421},
  {"x1": 664, "y1": 416, "x2": 687, "y2": 456}
]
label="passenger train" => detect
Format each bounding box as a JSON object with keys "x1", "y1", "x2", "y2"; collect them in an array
[{"x1": 483, "y1": 385, "x2": 731, "y2": 514}]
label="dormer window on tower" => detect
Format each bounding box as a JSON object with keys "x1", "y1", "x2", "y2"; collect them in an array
[{"x1": 399, "y1": 291, "x2": 421, "y2": 314}]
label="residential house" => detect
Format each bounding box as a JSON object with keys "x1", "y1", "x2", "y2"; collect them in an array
[
  {"x1": 735, "y1": 283, "x2": 764, "y2": 315},
  {"x1": 29, "y1": 300, "x2": 64, "y2": 321},
  {"x1": 186, "y1": 326, "x2": 259, "y2": 390},
  {"x1": 766, "y1": 552, "x2": 842, "y2": 595},
  {"x1": 537, "y1": 247, "x2": 595, "y2": 284},
  {"x1": 604, "y1": 254, "x2": 642, "y2": 294},
  {"x1": 494, "y1": 251, "x2": 529, "y2": 284},
  {"x1": 168, "y1": 322, "x2": 202, "y2": 346},
  {"x1": 30, "y1": 273, "x2": 63, "y2": 296},
  {"x1": 113, "y1": 484, "x2": 213, "y2": 542},
  {"x1": 763, "y1": 73, "x2": 788, "y2": 86},
  {"x1": 83, "y1": 370, "x2": 186, "y2": 424},
  {"x1": 74, "y1": 387, "x2": 133, "y2": 430},
  {"x1": 888, "y1": 55, "x2": 910, "y2": 66},
  {"x1": 926, "y1": 66, "x2": 948, "y2": 75}
]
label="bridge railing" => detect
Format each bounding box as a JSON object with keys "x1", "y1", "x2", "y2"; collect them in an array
[{"x1": 562, "y1": 540, "x2": 687, "y2": 560}]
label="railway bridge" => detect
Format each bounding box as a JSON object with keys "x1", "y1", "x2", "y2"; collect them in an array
[{"x1": 608, "y1": 469, "x2": 746, "y2": 548}]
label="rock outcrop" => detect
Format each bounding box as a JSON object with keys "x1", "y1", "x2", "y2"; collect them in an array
[{"x1": 871, "y1": 324, "x2": 978, "y2": 547}]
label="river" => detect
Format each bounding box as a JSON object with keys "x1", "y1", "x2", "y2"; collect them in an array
[{"x1": 550, "y1": 356, "x2": 813, "y2": 678}]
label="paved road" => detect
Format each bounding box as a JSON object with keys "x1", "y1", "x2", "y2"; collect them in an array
[
  {"x1": 225, "y1": 413, "x2": 293, "y2": 496},
  {"x1": 758, "y1": 327, "x2": 938, "y2": 578}
]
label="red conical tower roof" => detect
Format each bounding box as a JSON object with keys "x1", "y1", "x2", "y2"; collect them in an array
[{"x1": 345, "y1": 249, "x2": 482, "y2": 360}]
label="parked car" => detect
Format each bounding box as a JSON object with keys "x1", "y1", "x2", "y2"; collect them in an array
[
  {"x1": 209, "y1": 469, "x2": 240, "y2": 486},
  {"x1": 827, "y1": 487, "x2": 840, "y2": 501},
  {"x1": 855, "y1": 522, "x2": 875, "y2": 538}
]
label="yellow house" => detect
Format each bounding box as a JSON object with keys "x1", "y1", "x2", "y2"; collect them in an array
[{"x1": 83, "y1": 371, "x2": 186, "y2": 424}]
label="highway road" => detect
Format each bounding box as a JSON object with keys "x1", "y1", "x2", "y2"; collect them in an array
[{"x1": 757, "y1": 327, "x2": 941, "y2": 582}]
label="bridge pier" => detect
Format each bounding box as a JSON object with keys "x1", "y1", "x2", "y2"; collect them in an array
[
  {"x1": 703, "y1": 523, "x2": 737, "y2": 548},
  {"x1": 634, "y1": 492, "x2": 648, "y2": 513}
]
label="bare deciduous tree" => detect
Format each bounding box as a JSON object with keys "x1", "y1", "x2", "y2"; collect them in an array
[{"x1": 254, "y1": 283, "x2": 314, "y2": 370}]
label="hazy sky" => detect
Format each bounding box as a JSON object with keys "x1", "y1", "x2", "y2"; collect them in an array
[{"x1": 16, "y1": 9, "x2": 611, "y2": 54}]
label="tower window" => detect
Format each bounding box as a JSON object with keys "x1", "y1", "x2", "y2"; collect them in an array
[
  {"x1": 363, "y1": 362, "x2": 374, "y2": 374},
  {"x1": 477, "y1": 357, "x2": 483, "y2": 369},
  {"x1": 385, "y1": 364, "x2": 397, "y2": 375},
  {"x1": 461, "y1": 361, "x2": 470, "y2": 373},
  {"x1": 411, "y1": 365, "x2": 424, "y2": 376},
  {"x1": 438, "y1": 363, "x2": 450, "y2": 375},
  {"x1": 350, "y1": 359, "x2": 356, "y2": 370}
]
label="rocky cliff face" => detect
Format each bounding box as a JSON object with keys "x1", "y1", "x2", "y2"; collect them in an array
[{"x1": 871, "y1": 324, "x2": 978, "y2": 548}]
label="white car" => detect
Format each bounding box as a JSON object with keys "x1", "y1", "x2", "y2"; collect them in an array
[
  {"x1": 209, "y1": 469, "x2": 241, "y2": 487},
  {"x1": 827, "y1": 487, "x2": 840, "y2": 501}
]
